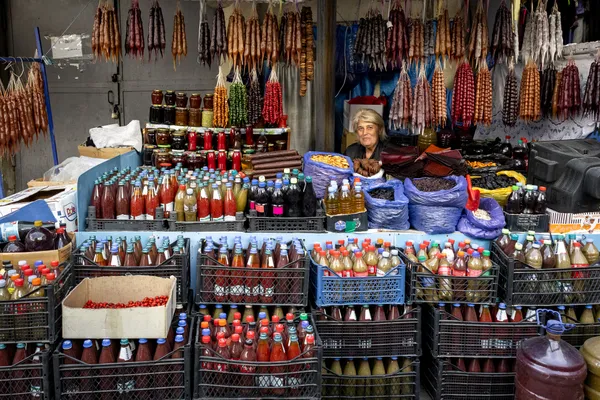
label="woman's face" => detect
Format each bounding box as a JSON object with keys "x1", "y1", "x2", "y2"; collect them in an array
[{"x1": 356, "y1": 120, "x2": 380, "y2": 148}]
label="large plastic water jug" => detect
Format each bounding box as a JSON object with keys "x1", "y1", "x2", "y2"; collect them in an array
[
  {"x1": 515, "y1": 310, "x2": 587, "y2": 399},
  {"x1": 581, "y1": 336, "x2": 600, "y2": 399}
]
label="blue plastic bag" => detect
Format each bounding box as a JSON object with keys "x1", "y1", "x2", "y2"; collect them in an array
[
  {"x1": 364, "y1": 179, "x2": 410, "y2": 230},
  {"x1": 303, "y1": 152, "x2": 353, "y2": 199},
  {"x1": 404, "y1": 176, "x2": 468, "y2": 208},
  {"x1": 457, "y1": 198, "x2": 506, "y2": 239},
  {"x1": 409, "y1": 204, "x2": 463, "y2": 234},
  {"x1": 353, "y1": 171, "x2": 385, "y2": 191}
]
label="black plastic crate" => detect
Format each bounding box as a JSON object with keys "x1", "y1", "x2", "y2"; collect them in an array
[
  {"x1": 0, "y1": 345, "x2": 52, "y2": 399},
  {"x1": 491, "y1": 241, "x2": 600, "y2": 306},
  {"x1": 321, "y1": 358, "x2": 420, "y2": 399},
  {"x1": 167, "y1": 212, "x2": 246, "y2": 232},
  {"x1": 503, "y1": 212, "x2": 549, "y2": 232},
  {"x1": 0, "y1": 263, "x2": 73, "y2": 343},
  {"x1": 195, "y1": 240, "x2": 310, "y2": 306},
  {"x1": 73, "y1": 239, "x2": 190, "y2": 304},
  {"x1": 423, "y1": 358, "x2": 515, "y2": 400},
  {"x1": 193, "y1": 315, "x2": 322, "y2": 399},
  {"x1": 423, "y1": 304, "x2": 539, "y2": 358},
  {"x1": 313, "y1": 306, "x2": 421, "y2": 358},
  {"x1": 53, "y1": 320, "x2": 194, "y2": 400},
  {"x1": 246, "y1": 208, "x2": 326, "y2": 232},
  {"x1": 86, "y1": 206, "x2": 169, "y2": 231},
  {"x1": 402, "y1": 252, "x2": 499, "y2": 305}
]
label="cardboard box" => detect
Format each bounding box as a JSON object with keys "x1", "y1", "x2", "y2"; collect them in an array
[
  {"x1": 342, "y1": 129, "x2": 358, "y2": 152},
  {"x1": 0, "y1": 241, "x2": 72, "y2": 266},
  {"x1": 343, "y1": 101, "x2": 385, "y2": 132},
  {"x1": 326, "y1": 211, "x2": 368, "y2": 232},
  {"x1": 62, "y1": 275, "x2": 177, "y2": 339},
  {"x1": 78, "y1": 144, "x2": 136, "y2": 159},
  {"x1": 27, "y1": 178, "x2": 76, "y2": 188},
  {"x1": 0, "y1": 185, "x2": 78, "y2": 232}
]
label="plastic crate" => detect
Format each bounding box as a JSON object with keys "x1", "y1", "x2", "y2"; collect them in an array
[
  {"x1": 0, "y1": 345, "x2": 52, "y2": 399},
  {"x1": 423, "y1": 358, "x2": 515, "y2": 400},
  {"x1": 321, "y1": 358, "x2": 420, "y2": 399},
  {"x1": 193, "y1": 315, "x2": 322, "y2": 399},
  {"x1": 313, "y1": 306, "x2": 421, "y2": 358},
  {"x1": 53, "y1": 319, "x2": 194, "y2": 400},
  {"x1": 86, "y1": 206, "x2": 168, "y2": 231},
  {"x1": 503, "y1": 212, "x2": 549, "y2": 232},
  {"x1": 310, "y1": 256, "x2": 407, "y2": 307},
  {"x1": 491, "y1": 241, "x2": 600, "y2": 306},
  {"x1": 0, "y1": 263, "x2": 73, "y2": 343},
  {"x1": 167, "y1": 212, "x2": 246, "y2": 232},
  {"x1": 402, "y1": 252, "x2": 499, "y2": 305},
  {"x1": 246, "y1": 208, "x2": 326, "y2": 232},
  {"x1": 423, "y1": 304, "x2": 539, "y2": 358},
  {"x1": 196, "y1": 240, "x2": 310, "y2": 306},
  {"x1": 73, "y1": 239, "x2": 190, "y2": 304}
]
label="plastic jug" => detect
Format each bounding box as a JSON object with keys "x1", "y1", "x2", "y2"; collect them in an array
[
  {"x1": 581, "y1": 336, "x2": 600, "y2": 399},
  {"x1": 515, "y1": 310, "x2": 587, "y2": 399}
]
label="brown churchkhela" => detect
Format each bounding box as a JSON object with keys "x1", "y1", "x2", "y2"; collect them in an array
[
  {"x1": 92, "y1": 0, "x2": 121, "y2": 63},
  {"x1": 171, "y1": 1, "x2": 187, "y2": 71},
  {"x1": 502, "y1": 64, "x2": 519, "y2": 127},
  {"x1": 147, "y1": 0, "x2": 166, "y2": 60}
]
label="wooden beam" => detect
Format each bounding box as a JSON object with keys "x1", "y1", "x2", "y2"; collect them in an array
[{"x1": 315, "y1": 0, "x2": 336, "y2": 152}]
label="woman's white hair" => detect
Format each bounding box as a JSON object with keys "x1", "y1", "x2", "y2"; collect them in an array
[{"x1": 352, "y1": 108, "x2": 387, "y2": 141}]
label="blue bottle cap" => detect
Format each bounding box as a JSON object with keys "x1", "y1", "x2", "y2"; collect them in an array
[
  {"x1": 139, "y1": 338, "x2": 148, "y2": 344},
  {"x1": 157, "y1": 338, "x2": 166, "y2": 344},
  {"x1": 178, "y1": 320, "x2": 187, "y2": 328},
  {"x1": 102, "y1": 339, "x2": 112, "y2": 347},
  {"x1": 175, "y1": 335, "x2": 185, "y2": 343},
  {"x1": 176, "y1": 327, "x2": 185, "y2": 335},
  {"x1": 62, "y1": 340, "x2": 73, "y2": 350},
  {"x1": 83, "y1": 340, "x2": 94, "y2": 348}
]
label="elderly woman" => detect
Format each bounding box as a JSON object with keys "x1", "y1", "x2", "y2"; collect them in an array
[{"x1": 344, "y1": 108, "x2": 388, "y2": 161}]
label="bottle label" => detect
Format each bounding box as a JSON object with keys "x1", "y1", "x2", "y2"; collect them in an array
[
  {"x1": 572, "y1": 263, "x2": 588, "y2": 279},
  {"x1": 453, "y1": 269, "x2": 466, "y2": 277},
  {"x1": 263, "y1": 285, "x2": 274, "y2": 298},
  {"x1": 239, "y1": 364, "x2": 256, "y2": 374},
  {"x1": 230, "y1": 284, "x2": 245, "y2": 298},
  {"x1": 134, "y1": 215, "x2": 146, "y2": 220},
  {"x1": 199, "y1": 215, "x2": 211, "y2": 222},
  {"x1": 376, "y1": 268, "x2": 388, "y2": 277},
  {"x1": 212, "y1": 215, "x2": 224, "y2": 222},
  {"x1": 354, "y1": 271, "x2": 368, "y2": 278},
  {"x1": 272, "y1": 205, "x2": 284, "y2": 216},
  {"x1": 145, "y1": 214, "x2": 155, "y2": 220},
  {"x1": 271, "y1": 376, "x2": 284, "y2": 389},
  {"x1": 288, "y1": 376, "x2": 300, "y2": 389},
  {"x1": 214, "y1": 284, "x2": 227, "y2": 298},
  {"x1": 468, "y1": 269, "x2": 483, "y2": 278},
  {"x1": 215, "y1": 362, "x2": 228, "y2": 372},
  {"x1": 342, "y1": 270, "x2": 353, "y2": 278},
  {"x1": 323, "y1": 269, "x2": 331, "y2": 277},
  {"x1": 184, "y1": 204, "x2": 197, "y2": 213},
  {"x1": 116, "y1": 214, "x2": 130, "y2": 220},
  {"x1": 224, "y1": 215, "x2": 236, "y2": 222},
  {"x1": 367, "y1": 264, "x2": 377, "y2": 275},
  {"x1": 31, "y1": 384, "x2": 42, "y2": 397},
  {"x1": 255, "y1": 203, "x2": 266, "y2": 214},
  {"x1": 249, "y1": 201, "x2": 255, "y2": 210},
  {"x1": 162, "y1": 202, "x2": 174, "y2": 212},
  {"x1": 253, "y1": 284, "x2": 262, "y2": 297},
  {"x1": 438, "y1": 266, "x2": 452, "y2": 276}
]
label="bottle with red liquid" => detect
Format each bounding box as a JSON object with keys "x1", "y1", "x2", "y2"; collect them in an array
[
  {"x1": 90, "y1": 179, "x2": 103, "y2": 218},
  {"x1": 80, "y1": 339, "x2": 98, "y2": 393},
  {"x1": 206, "y1": 150, "x2": 216, "y2": 170},
  {"x1": 245, "y1": 247, "x2": 260, "y2": 303},
  {"x1": 217, "y1": 150, "x2": 227, "y2": 171},
  {"x1": 101, "y1": 180, "x2": 116, "y2": 219},
  {"x1": 214, "y1": 247, "x2": 229, "y2": 302},
  {"x1": 210, "y1": 183, "x2": 224, "y2": 221},
  {"x1": 230, "y1": 247, "x2": 245, "y2": 303},
  {"x1": 224, "y1": 182, "x2": 236, "y2": 221},
  {"x1": 239, "y1": 337, "x2": 257, "y2": 394},
  {"x1": 270, "y1": 333, "x2": 287, "y2": 395},
  {"x1": 261, "y1": 246, "x2": 276, "y2": 303},
  {"x1": 130, "y1": 181, "x2": 145, "y2": 220},
  {"x1": 99, "y1": 339, "x2": 116, "y2": 400},
  {"x1": 217, "y1": 131, "x2": 227, "y2": 150},
  {"x1": 232, "y1": 150, "x2": 242, "y2": 172},
  {"x1": 203, "y1": 130, "x2": 213, "y2": 150}
]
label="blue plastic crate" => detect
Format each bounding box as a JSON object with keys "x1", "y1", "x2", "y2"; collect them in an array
[{"x1": 310, "y1": 256, "x2": 407, "y2": 306}]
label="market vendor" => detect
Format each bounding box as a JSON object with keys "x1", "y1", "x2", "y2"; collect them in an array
[{"x1": 344, "y1": 108, "x2": 387, "y2": 161}]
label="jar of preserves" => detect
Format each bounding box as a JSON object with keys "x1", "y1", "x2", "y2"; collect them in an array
[
  {"x1": 155, "y1": 148, "x2": 172, "y2": 168},
  {"x1": 164, "y1": 106, "x2": 176, "y2": 125},
  {"x1": 151, "y1": 90, "x2": 163, "y2": 105},
  {"x1": 190, "y1": 93, "x2": 202, "y2": 109},
  {"x1": 175, "y1": 108, "x2": 189, "y2": 126},
  {"x1": 144, "y1": 145, "x2": 156, "y2": 166},
  {"x1": 206, "y1": 150, "x2": 216, "y2": 170},
  {"x1": 189, "y1": 108, "x2": 202, "y2": 127},
  {"x1": 203, "y1": 130, "x2": 213, "y2": 150},
  {"x1": 172, "y1": 131, "x2": 187, "y2": 150},
  {"x1": 176, "y1": 92, "x2": 188, "y2": 108},
  {"x1": 145, "y1": 129, "x2": 157, "y2": 145},
  {"x1": 165, "y1": 90, "x2": 176, "y2": 106},
  {"x1": 275, "y1": 140, "x2": 287, "y2": 151},
  {"x1": 156, "y1": 129, "x2": 171, "y2": 146},
  {"x1": 186, "y1": 151, "x2": 204, "y2": 170},
  {"x1": 232, "y1": 150, "x2": 242, "y2": 172},
  {"x1": 171, "y1": 150, "x2": 186, "y2": 166},
  {"x1": 201, "y1": 110, "x2": 214, "y2": 127},
  {"x1": 217, "y1": 150, "x2": 227, "y2": 170},
  {"x1": 245, "y1": 125, "x2": 254, "y2": 145},
  {"x1": 187, "y1": 130, "x2": 198, "y2": 151},
  {"x1": 149, "y1": 106, "x2": 164, "y2": 124},
  {"x1": 203, "y1": 94, "x2": 214, "y2": 110},
  {"x1": 217, "y1": 131, "x2": 227, "y2": 150}
]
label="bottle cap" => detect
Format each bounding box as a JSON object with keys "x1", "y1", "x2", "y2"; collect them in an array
[
  {"x1": 83, "y1": 339, "x2": 94, "y2": 348},
  {"x1": 62, "y1": 340, "x2": 73, "y2": 350},
  {"x1": 218, "y1": 319, "x2": 227, "y2": 327},
  {"x1": 32, "y1": 278, "x2": 41, "y2": 286},
  {"x1": 232, "y1": 333, "x2": 240, "y2": 342},
  {"x1": 218, "y1": 338, "x2": 227, "y2": 347},
  {"x1": 482, "y1": 250, "x2": 490, "y2": 257},
  {"x1": 14, "y1": 278, "x2": 24, "y2": 287},
  {"x1": 102, "y1": 339, "x2": 112, "y2": 347},
  {"x1": 202, "y1": 336, "x2": 211, "y2": 344},
  {"x1": 174, "y1": 335, "x2": 184, "y2": 343}
]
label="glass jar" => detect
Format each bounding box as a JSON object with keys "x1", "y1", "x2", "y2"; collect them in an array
[
  {"x1": 175, "y1": 108, "x2": 189, "y2": 126},
  {"x1": 156, "y1": 129, "x2": 171, "y2": 146},
  {"x1": 149, "y1": 106, "x2": 164, "y2": 124},
  {"x1": 172, "y1": 131, "x2": 187, "y2": 150},
  {"x1": 171, "y1": 150, "x2": 186, "y2": 166},
  {"x1": 164, "y1": 90, "x2": 176, "y2": 106},
  {"x1": 275, "y1": 140, "x2": 286, "y2": 151},
  {"x1": 203, "y1": 94, "x2": 214, "y2": 110},
  {"x1": 186, "y1": 151, "x2": 205, "y2": 170},
  {"x1": 175, "y1": 92, "x2": 188, "y2": 108},
  {"x1": 189, "y1": 108, "x2": 202, "y2": 127},
  {"x1": 245, "y1": 125, "x2": 254, "y2": 145},
  {"x1": 164, "y1": 106, "x2": 176, "y2": 125},
  {"x1": 155, "y1": 148, "x2": 172, "y2": 168},
  {"x1": 267, "y1": 143, "x2": 275, "y2": 152},
  {"x1": 151, "y1": 90, "x2": 163, "y2": 105},
  {"x1": 187, "y1": 130, "x2": 198, "y2": 151},
  {"x1": 201, "y1": 110, "x2": 214, "y2": 128},
  {"x1": 190, "y1": 93, "x2": 202, "y2": 109},
  {"x1": 144, "y1": 145, "x2": 156, "y2": 166},
  {"x1": 145, "y1": 129, "x2": 157, "y2": 145}
]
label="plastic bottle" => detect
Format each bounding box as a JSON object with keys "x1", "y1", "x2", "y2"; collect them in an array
[
  {"x1": 523, "y1": 185, "x2": 536, "y2": 214},
  {"x1": 271, "y1": 182, "x2": 285, "y2": 217},
  {"x1": 353, "y1": 185, "x2": 365, "y2": 213},
  {"x1": 467, "y1": 252, "x2": 483, "y2": 303},
  {"x1": 515, "y1": 312, "x2": 586, "y2": 399},
  {"x1": 506, "y1": 186, "x2": 523, "y2": 214},
  {"x1": 438, "y1": 253, "x2": 453, "y2": 302},
  {"x1": 583, "y1": 239, "x2": 600, "y2": 265},
  {"x1": 353, "y1": 251, "x2": 368, "y2": 277},
  {"x1": 325, "y1": 186, "x2": 340, "y2": 215},
  {"x1": 534, "y1": 186, "x2": 547, "y2": 214},
  {"x1": 3, "y1": 235, "x2": 25, "y2": 253},
  {"x1": 286, "y1": 177, "x2": 302, "y2": 217},
  {"x1": 356, "y1": 358, "x2": 371, "y2": 398},
  {"x1": 24, "y1": 221, "x2": 55, "y2": 252}
]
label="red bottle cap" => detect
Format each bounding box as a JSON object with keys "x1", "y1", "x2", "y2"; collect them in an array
[
  {"x1": 436, "y1": 253, "x2": 444, "y2": 259},
  {"x1": 574, "y1": 242, "x2": 582, "y2": 248},
  {"x1": 234, "y1": 312, "x2": 242, "y2": 320},
  {"x1": 217, "y1": 332, "x2": 225, "y2": 340},
  {"x1": 202, "y1": 336, "x2": 211, "y2": 344},
  {"x1": 45, "y1": 273, "x2": 56, "y2": 281},
  {"x1": 41, "y1": 268, "x2": 50, "y2": 276},
  {"x1": 247, "y1": 331, "x2": 256, "y2": 339},
  {"x1": 218, "y1": 338, "x2": 227, "y2": 347},
  {"x1": 21, "y1": 265, "x2": 31, "y2": 272},
  {"x1": 478, "y1": 247, "x2": 485, "y2": 254},
  {"x1": 306, "y1": 335, "x2": 315, "y2": 344},
  {"x1": 260, "y1": 319, "x2": 269, "y2": 327},
  {"x1": 423, "y1": 241, "x2": 431, "y2": 246},
  {"x1": 355, "y1": 252, "x2": 363, "y2": 258},
  {"x1": 233, "y1": 320, "x2": 241, "y2": 327},
  {"x1": 259, "y1": 327, "x2": 269, "y2": 334},
  {"x1": 276, "y1": 324, "x2": 284, "y2": 333},
  {"x1": 8, "y1": 235, "x2": 17, "y2": 241},
  {"x1": 235, "y1": 325, "x2": 243, "y2": 334},
  {"x1": 540, "y1": 186, "x2": 546, "y2": 192},
  {"x1": 246, "y1": 315, "x2": 255, "y2": 323},
  {"x1": 272, "y1": 315, "x2": 280, "y2": 323},
  {"x1": 286, "y1": 313, "x2": 294, "y2": 321},
  {"x1": 449, "y1": 239, "x2": 455, "y2": 245},
  {"x1": 406, "y1": 241, "x2": 413, "y2": 246},
  {"x1": 23, "y1": 269, "x2": 33, "y2": 277},
  {"x1": 15, "y1": 278, "x2": 24, "y2": 287},
  {"x1": 203, "y1": 315, "x2": 212, "y2": 322},
  {"x1": 459, "y1": 242, "x2": 465, "y2": 248},
  {"x1": 231, "y1": 334, "x2": 240, "y2": 342},
  {"x1": 467, "y1": 249, "x2": 474, "y2": 255},
  {"x1": 364, "y1": 239, "x2": 371, "y2": 244},
  {"x1": 384, "y1": 242, "x2": 391, "y2": 248},
  {"x1": 420, "y1": 244, "x2": 427, "y2": 249},
  {"x1": 337, "y1": 240, "x2": 345, "y2": 245},
  {"x1": 51, "y1": 260, "x2": 60, "y2": 268}
]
